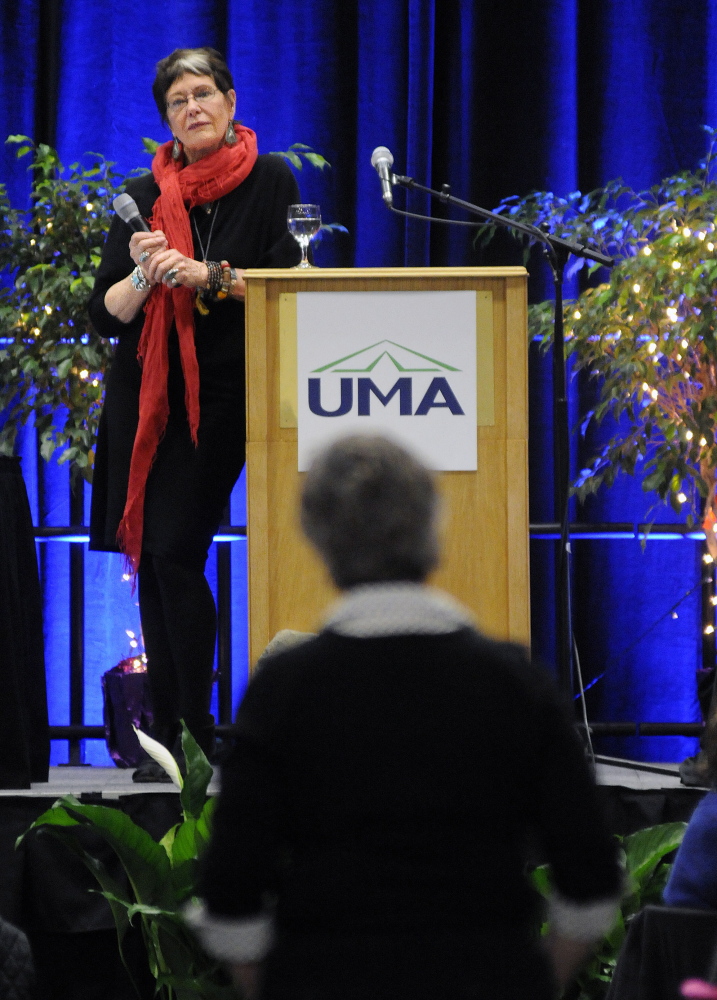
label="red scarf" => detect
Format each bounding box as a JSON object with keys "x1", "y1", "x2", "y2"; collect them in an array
[{"x1": 116, "y1": 127, "x2": 258, "y2": 573}]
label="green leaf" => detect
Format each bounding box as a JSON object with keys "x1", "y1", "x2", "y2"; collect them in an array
[
  {"x1": 179, "y1": 723, "x2": 213, "y2": 821},
  {"x1": 275, "y1": 150, "x2": 302, "y2": 169},
  {"x1": 159, "y1": 823, "x2": 179, "y2": 858},
  {"x1": 29, "y1": 794, "x2": 175, "y2": 908},
  {"x1": 195, "y1": 797, "x2": 217, "y2": 851},
  {"x1": 528, "y1": 864, "x2": 551, "y2": 898},
  {"x1": 623, "y1": 821, "x2": 686, "y2": 885},
  {"x1": 171, "y1": 818, "x2": 198, "y2": 867},
  {"x1": 303, "y1": 152, "x2": 330, "y2": 170},
  {"x1": 19, "y1": 811, "x2": 143, "y2": 996}
]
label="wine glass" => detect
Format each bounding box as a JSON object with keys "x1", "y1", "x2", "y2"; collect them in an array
[{"x1": 287, "y1": 204, "x2": 321, "y2": 269}]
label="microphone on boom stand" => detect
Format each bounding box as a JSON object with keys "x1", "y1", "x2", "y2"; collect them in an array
[{"x1": 370, "y1": 146, "x2": 396, "y2": 205}]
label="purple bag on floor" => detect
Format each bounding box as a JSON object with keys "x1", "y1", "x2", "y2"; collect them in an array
[{"x1": 102, "y1": 658, "x2": 154, "y2": 767}]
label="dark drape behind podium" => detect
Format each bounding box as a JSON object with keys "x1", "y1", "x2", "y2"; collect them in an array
[{"x1": 0, "y1": 457, "x2": 49, "y2": 788}]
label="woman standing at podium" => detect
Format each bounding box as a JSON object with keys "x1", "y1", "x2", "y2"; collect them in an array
[{"x1": 88, "y1": 47, "x2": 301, "y2": 780}]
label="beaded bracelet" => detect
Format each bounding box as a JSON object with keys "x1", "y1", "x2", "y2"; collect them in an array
[
  {"x1": 205, "y1": 260, "x2": 223, "y2": 297},
  {"x1": 216, "y1": 260, "x2": 232, "y2": 300}
]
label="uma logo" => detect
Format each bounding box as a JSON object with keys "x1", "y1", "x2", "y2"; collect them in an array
[{"x1": 308, "y1": 339, "x2": 465, "y2": 417}]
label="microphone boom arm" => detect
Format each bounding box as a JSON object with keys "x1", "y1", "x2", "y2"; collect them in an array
[{"x1": 390, "y1": 173, "x2": 614, "y2": 268}]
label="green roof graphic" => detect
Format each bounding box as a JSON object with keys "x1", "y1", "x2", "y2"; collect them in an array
[{"x1": 311, "y1": 339, "x2": 460, "y2": 373}]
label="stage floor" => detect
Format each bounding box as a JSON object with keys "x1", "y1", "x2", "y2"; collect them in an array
[
  {"x1": 0, "y1": 758, "x2": 686, "y2": 798},
  {"x1": 595, "y1": 758, "x2": 684, "y2": 790},
  {"x1": 0, "y1": 765, "x2": 220, "y2": 797}
]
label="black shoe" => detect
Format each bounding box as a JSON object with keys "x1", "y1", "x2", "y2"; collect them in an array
[{"x1": 132, "y1": 757, "x2": 173, "y2": 783}]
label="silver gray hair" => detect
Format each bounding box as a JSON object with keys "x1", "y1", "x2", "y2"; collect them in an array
[
  {"x1": 300, "y1": 435, "x2": 440, "y2": 589},
  {"x1": 152, "y1": 48, "x2": 234, "y2": 124}
]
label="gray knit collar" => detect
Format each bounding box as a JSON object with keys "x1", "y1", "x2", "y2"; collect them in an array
[{"x1": 323, "y1": 582, "x2": 474, "y2": 638}]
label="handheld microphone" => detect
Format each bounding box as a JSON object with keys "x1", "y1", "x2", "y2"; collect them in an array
[
  {"x1": 113, "y1": 193, "x2": 151, "y2": 232},
  {"x1": 371, "y1": 146, "x2": 395, "y2": 205}
]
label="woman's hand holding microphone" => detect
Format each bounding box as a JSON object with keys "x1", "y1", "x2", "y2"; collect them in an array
[{"x1": 130, "y1": 231, "x2": 209, "y2": 290}]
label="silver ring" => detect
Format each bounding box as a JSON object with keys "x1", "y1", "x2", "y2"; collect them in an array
[
  {"x1": 164, "y1": 268, "x2": 179, "y2": 287},
  {"x1": 138, "y1": 250, "x2": 150, "y2": 263}
]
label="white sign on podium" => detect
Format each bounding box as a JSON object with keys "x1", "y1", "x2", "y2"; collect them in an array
[{"x1": 296, "y1": 290, "x2": 477, "y2": 472}]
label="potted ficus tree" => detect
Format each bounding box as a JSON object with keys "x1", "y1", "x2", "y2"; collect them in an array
[
  {"x1": 487, "y1": 126, "x2": 717, "y2": 545},
  {"x1": 0, "y1": 136, "x2": 124, "y2": 476},
  {"x1": 484, "y1": 127, "x2": 717, "y2": 783}
]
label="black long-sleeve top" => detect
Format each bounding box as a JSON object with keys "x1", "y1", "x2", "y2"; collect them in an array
[{"x1": 192, "y1": 584, "x2": 622, "y2": 1000}]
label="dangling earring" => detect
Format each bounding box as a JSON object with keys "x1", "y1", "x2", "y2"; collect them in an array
[
  {"x1": 172, "y1": 136, "x2": 182, "y2": 161},
  {"x1": 225, "y1": 120, "x2": 237, "y2": 146}
]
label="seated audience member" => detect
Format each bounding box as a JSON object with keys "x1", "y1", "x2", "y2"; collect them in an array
[
  {"x1": 664, "y1": 719, "x2": 717, "y2": 909},
  {"x1": 188, "y1": 434, "x2": 623, "y2": 1000},
  {"x1": 0, "y1": 916, "x2": 34, "y2": 1000}
]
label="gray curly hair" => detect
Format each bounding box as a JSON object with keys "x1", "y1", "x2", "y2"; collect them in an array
[{"x1": 301, "y1": 435, "x2": 440, "y2": 589}]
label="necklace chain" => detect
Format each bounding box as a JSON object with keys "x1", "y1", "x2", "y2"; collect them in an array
[{"x1": 192, "y1": 201, "x2": 218, "y2": 261}]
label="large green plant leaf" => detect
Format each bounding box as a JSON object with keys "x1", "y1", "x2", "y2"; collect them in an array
[
  {"x1": 24, "y1": 795, "x2": 174, "y2": 909},
  {"x1": 19, "y1": 817, "x2": 144, "y2": 996},
  {"x1": 623, "y1": 821, "x2": 686, "y2": 886},
  {"x1": 527, "y1": 822, "x2": 687, "y2": 1000}
]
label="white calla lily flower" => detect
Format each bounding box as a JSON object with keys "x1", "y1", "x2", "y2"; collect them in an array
[{"x1": 132, "y1": 726, "x2": 183, "y2": 788}]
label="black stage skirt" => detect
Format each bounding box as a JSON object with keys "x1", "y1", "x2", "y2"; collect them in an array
[{"x1": 0, "y1": 456, "x2": 49, "y2": 787}]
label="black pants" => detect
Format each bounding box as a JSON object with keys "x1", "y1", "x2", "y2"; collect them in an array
[{"x1": 137, "y1": 553, "x2": 216, "y2": 754}]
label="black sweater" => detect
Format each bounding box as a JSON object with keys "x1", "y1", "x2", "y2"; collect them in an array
[{"x1": 198, "y1": 589, "x2": 621, "y2": 998}]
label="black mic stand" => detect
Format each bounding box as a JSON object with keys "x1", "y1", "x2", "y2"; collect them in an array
[{"x1": 388, "y1": 172, "x2": 614, "y2": 698}]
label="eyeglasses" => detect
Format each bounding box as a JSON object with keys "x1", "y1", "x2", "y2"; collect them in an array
[{"x1": 166, "y1": 87, "x2": 220, "y2": 115}]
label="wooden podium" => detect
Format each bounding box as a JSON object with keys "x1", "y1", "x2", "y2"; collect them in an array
[{"x1": 244, "y1": 266, "x2": 529, "y2": 666}]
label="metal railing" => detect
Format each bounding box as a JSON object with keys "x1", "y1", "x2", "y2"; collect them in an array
[{"x1": 39, "y1": 515, "x2": 710, "y2": 753}]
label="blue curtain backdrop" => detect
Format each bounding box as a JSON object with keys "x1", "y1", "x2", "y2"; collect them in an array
[{"x1": 2, "y1": 0, "x2": 717, "y2": 763}]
